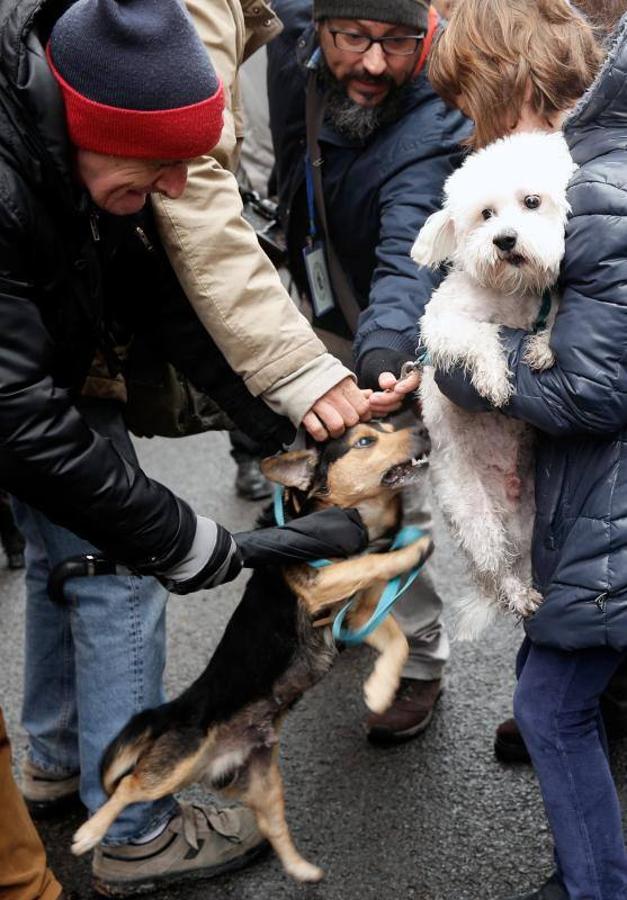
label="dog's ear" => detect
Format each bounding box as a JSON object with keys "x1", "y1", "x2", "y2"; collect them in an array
[
  {"x1": 411, "y1": 208, "x2": 456, "y2": 269},
  {"x1": 261, "y1": 449, "x2": 319, "y2": 491}
]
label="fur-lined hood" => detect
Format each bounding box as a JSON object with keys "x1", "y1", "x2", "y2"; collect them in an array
[{"x1": 564, "y1": 12, "x2": 627, "y2": 161}]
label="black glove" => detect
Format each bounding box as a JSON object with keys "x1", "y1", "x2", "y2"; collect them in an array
[
  {"x1": 234, "y1": 507, "x2": 367, "y2": 568},
  {"x1": 158, "y1": 516, "x2": 243, "y2": 595},
  {"x1": 357, "y1": 347, "x2": 414, "y2": 391}
]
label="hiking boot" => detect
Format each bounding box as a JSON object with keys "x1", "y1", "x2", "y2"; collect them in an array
[
  {"x1": 497, "y1": 873, "x2": 568, "y2": 899},
  {"x1": 494, "y1": 717, "x2": 532, "y2": 764},
  {"x1": 235, "y1": 457, "x2": 272, "y2": 501},
  {"x1": 92, "y1": 802, "x2": 267, "y2": 896},
  {"x1": 21, "y1": 758, "x2": 81, "y2": 820},
  {"x1": 366, "y1": 678, "x2": 442, "y2": 745}
]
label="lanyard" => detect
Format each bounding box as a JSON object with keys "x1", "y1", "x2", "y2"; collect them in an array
[{"x1": 304, "y1": 154, "x2": 318, "y2": 242}]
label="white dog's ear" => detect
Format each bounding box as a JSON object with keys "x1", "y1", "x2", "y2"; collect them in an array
[{"x1": 411, "y1": 209, "x2": 456, "y2": 269}]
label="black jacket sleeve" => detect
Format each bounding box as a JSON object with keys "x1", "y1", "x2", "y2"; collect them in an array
[{"x1": 0, "y1": 199, "x2": 195, "y2": 570}]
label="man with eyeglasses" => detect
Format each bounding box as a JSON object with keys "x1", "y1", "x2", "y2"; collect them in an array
[{"x1": 267, "y1": 0, "x2": 470, "y2": 744}]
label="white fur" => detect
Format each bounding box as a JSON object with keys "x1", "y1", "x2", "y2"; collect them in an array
[{"x1": 413, "y1": 132, "x2": 577, "y2": 639}]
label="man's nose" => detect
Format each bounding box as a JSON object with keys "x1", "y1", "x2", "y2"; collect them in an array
[
  {"x1": 155, "y1": 163, "x2": 189, "y2": 200},
  {"x1": 361, "y1": 41, "x2": 387, "y2": 77}
]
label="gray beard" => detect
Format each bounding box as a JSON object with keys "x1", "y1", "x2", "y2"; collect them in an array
[{"x1": 319, "y1": 60, "x2": 411, "y2": 143}]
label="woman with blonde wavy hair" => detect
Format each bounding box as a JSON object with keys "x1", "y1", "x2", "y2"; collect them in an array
[{"x1": 422, "y1": 2, "x2": 627, "y2": 898}]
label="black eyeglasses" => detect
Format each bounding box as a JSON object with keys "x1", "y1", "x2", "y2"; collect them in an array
[{"x1": 328, "y1": 28, "x2": 426, "y2": 56}]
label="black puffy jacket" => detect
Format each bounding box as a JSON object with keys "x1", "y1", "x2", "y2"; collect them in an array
[
  {"x1": 436, "y1": 17, "x2": 627, "y2": 651},
  {"x1": 0, "y1": 0, "x2": 293, "y2": 572}
]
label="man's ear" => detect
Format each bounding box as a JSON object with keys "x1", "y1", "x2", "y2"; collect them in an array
[
  {"x1": 411, "y1": 208, "x2": 456, "y2": 269},
  {"x1": 261, "y1": 449, "x2": 319, "y2": 491}
]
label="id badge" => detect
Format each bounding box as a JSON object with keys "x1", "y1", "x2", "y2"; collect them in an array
[{"x1": 303, "y1": 241, "x2": 335, "y2": 317}]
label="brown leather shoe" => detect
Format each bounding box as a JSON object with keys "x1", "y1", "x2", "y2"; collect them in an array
[
  {"x1": 366, "y1": 678, "x2": 442, "y2": 745},
  {"x1": 494, "y1": 717, "x2": 532, "y2": 763}
]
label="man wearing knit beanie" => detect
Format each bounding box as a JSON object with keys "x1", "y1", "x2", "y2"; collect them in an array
[
  {"x1": 268, "y1": 0, "x2": 471, "y2": 744},
  {"x1": 45, "y1": 0, "x2": 225, "y2": 213},
  {"x1": 0, "y1": 0, "x2": 371, "y2": 896}
]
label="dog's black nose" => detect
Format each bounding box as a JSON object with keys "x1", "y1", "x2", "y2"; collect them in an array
[{"x1": 493, "y1": 232, "x2": 517, "y2": 252}]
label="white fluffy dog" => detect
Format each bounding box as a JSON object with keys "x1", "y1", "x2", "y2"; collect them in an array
[{"x1": 411, "y1": 131, "x2": 577, "y2": 638}]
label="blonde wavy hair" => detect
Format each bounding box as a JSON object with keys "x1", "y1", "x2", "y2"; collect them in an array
[{"x1": 429, "y1": 0, "x2": 603, "y2": 148}]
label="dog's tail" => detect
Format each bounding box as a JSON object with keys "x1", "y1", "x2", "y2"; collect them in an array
[
  {"x1": 101, "y1": 707, "x2": 171, "y2": 796},
  {"x1": 453, "y1": 594, "x2": 499, "y2": 641}
]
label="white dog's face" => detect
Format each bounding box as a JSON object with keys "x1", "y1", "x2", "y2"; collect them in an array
[{"x1": 412, "y1": 132, "x2": 578, "y2": 296}]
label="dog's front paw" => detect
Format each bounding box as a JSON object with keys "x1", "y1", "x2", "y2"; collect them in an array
[
  {"x1": 364, "y1": 671, "x2": 398, "y2": 714},
  {"x1": 470, "y1": 364, "x2": 513, "y2": 408},
  {"x1": 524, "y1": 333, "x2": 555, "y2": 371},
  {"x1": 500, "y1": 576, "x2": 543, "y2": 619}
]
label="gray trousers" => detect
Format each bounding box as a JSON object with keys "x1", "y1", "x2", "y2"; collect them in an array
[{"x1": 396, "y1": 481, "x2": 449, "y2": 680}]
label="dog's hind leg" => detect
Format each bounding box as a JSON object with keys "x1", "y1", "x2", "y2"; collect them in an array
[
  {"x1": 241, "y1": 749, "x2": 323, "y2": 883},
  {"x1": 72, "y1": 773, "x2": 143, "y2": 855}
]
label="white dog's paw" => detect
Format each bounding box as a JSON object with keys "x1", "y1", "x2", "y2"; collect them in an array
[
  {"x1": 470, "y1": 363, "x2": 513, "y2": 407},
  {"x1": 524, "y1": 333, "x2": 555, "y2": 371},
  {"x1": 501, "y1": 576, "x2": 543, "y2": 619},
  {"x1": 72, "y1": 821, "x2": 102, "y2": 856}
]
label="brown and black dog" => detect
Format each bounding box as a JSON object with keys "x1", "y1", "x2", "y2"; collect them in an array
[{"x1": 71, "y1": 416, "x2": 432, "y2": 882}]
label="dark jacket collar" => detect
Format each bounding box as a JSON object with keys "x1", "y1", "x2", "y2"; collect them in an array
[
  {"x1": 0, "y1": 0, "x2": 76, "y2": 195},
  {"x1": 564, "y1": 13, "x2": 627, "y2": 164}
]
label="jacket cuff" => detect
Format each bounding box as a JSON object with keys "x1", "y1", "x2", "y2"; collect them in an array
[
  {"x1": 133, "y1": 497, "x2": 198, "y2": 573},
  {"x1": 261, "y1": 354, "x2": 355, "y2": 426},
  {"x1": 356, "y1": 328, "x2": 418, "y2": 365}
]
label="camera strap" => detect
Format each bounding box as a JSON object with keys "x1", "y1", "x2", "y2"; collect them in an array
[{"x1": 305, "y1": 71, "x2": 362, "y2": 334}]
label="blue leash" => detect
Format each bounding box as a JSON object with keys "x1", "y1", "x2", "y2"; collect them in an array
[{"x1": 273, "y1": 486, "x2": 427, "y2": 644}]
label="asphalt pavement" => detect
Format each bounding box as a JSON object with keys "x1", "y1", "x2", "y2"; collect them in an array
[{"x1": 2, "y1": 429, "x2": 626, "y2": 900}]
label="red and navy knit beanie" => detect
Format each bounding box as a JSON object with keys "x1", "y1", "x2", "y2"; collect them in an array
[{"x1": 47, "y1": 0, "x2": 225, "y2": 160}]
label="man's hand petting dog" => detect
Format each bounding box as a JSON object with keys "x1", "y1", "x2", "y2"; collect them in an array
[
  {"x1": 302, "y1": 376, "x2": 372, "y2": 441},
  {"x1": 369, "y1": 369, "x2": 421, "y2": 416}
]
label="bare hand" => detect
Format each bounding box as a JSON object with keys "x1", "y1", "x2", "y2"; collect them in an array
[
  {"x1": 302, "y1": 377, "x2": 372, "y2": 441},
  {"x1": 368, "y1": 369, "x2": 421, "y2": 416}
]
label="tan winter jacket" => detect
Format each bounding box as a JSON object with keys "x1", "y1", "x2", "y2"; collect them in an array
[{"x1": 151, "y1": 0, "x2": 352, "y2": 427}]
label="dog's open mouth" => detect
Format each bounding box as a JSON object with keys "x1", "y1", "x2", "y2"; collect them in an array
[
  {"x1": 381, "y1": 455, "x2": 429, "y2": 488},
  {"x1": 500, "y1": 251, "x2": 527, "y2": 268}
]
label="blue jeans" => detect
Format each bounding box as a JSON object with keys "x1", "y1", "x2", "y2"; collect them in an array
[
  {"x1": 13, "y1": 401, "x2": 177, "y2": 844},
  {"x1": 514, "y1": 637, "x2": 627, "y2": 900}
]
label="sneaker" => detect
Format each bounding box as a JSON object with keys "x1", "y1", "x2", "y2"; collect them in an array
[
  {"x1": 494, "y1": 717, "x2": 532, "y2": 764},
  {"x1": 21, "y1": 758, "x2": 81, "y2": 820},
  {"x1": 497, "y1": 873, "x2": 568, "y2": 899},
  {"x1": 366, "y1": 677, "x2": 442, "y2": 745},
  {"x1": 235, "y1": 458, "x2": 272, "y2": 501},
  {"x1": 92, "y1": 802, "x2": 267, "y2": 896}
]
